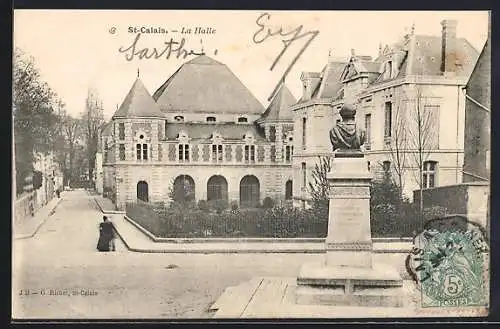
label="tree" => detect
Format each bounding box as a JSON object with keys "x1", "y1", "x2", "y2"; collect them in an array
[
  {"x1": 13, "y1": 48, "x2": 59, "y2": 194},
  {"x1": 387, "y1": 89, "x2": 408, "y2": 199},
  {"x1": 82, "y1": 89, "x2": 104, "y2": 186},
  {"x1": 406, "y1": 85, "x2": 438, "y2": 215},
  {"x1": 308, "y1": 156, "x2": 332, "y2": 219}
]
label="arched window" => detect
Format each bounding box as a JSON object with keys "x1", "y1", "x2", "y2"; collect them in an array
[
  {"x1": 207, "y1": 175, "x2": 228, "y2": 202},
  {"x1": 238, "y1": 117, "x2": 248, "y2": 123},
  {"x1": 285, "y1": 180, "x2": 293, "y2": 200},
  {"x1": 174, "y1": 115, "x2": 184, "y2": 122},
  {"x1": 206, "y1": 116, "x2": 216, "y2": 122},
  {"x1": 173, "y1": 175, "x2": 195, "y2": 203},
  {"x1": 423, "y1": 161, "x2": 438, "y2": 188},
  {"x1": 137, "y1": 181, "x2": 149, "y2": 202},
  {"x1": 240, "y1": 175, "x2": 260, "y2": 208}
]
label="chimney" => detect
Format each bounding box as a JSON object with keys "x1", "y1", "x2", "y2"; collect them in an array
[
  {"x1": 301, "y1": 73, "x2": 313, "y2": 101},
  {"x1": 440, "y1": 19, "x2": 458, "y2": 75},
  {"x1": 300, "y1": 72, "x2": 320, "y2": 101}
]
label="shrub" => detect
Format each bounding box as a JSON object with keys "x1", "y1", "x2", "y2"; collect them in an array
[
  {"x1": 197, "y1": 199, "x2": 209, "y2": 212},
  {"x1": 262, "y1": 197, "x2": 275, "y2": 209},
  {"x1": 230, "y1": 200, "x2": 239, "y2": 211},
  {"x1": 208, "y1": 199, "x2": 229, "y2": 214}
]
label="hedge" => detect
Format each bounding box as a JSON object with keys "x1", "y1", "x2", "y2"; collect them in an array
[{"x1": 125, "y1": 201, "x2": 447, "y2": 238}]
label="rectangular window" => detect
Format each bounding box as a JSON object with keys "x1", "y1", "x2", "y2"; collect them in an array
[
  {"x1": 118, "y1": 123, "x2": 125, "y2": 140},
  {"x1": 423, "y1": 105, "x2": 440, "y2": 149},
  {"x1": 119, "y1": 144, "x2": 125, "y2": 161},
  {"x1": 245, "y1": 145, "x2": 255, "y2": 163},
  {"x1": 212, "y1": 144, "x2": 223, "y2": 163},
  {"x1": 136, "y1": 143, "x2": 148, "y2": 160},
  {"x1": 302, "y1": 118, "x2": 307, "y2": 150},
  {"x1": 142, "y1": 144, "x2": 148, "y2": 160},
  {"x1": 178, "y1": 144, "x2": 189, "y2": 161},
  {"x1": 301, "y1": 162, "x2": 306, "y2": 188},
  {"x1": 423, "y1": 161, "x2": 437, "y2": 188},
  {"x1": 384, "y1": 102, "x2": 392, "y2": 138},
  {"x1": 269, "y1": 126, "x2": 276, "y2": 142},
  {"x1": 365, "y1": 114, "x2": 372, "y2": 149},
  {"x1": 285, "y1": 145, "x2": 293, "y2": 162}
]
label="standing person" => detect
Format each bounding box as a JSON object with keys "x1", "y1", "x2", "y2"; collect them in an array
[{"x1": 97, "y1": 216, "x2": 116, "y2": 252}]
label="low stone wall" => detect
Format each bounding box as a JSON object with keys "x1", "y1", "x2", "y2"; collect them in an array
[
  {"x1": 14, "y1": 193, "x2": 33, "y2": 224},
  {"x1": 413, "y1": 182, "x2": 490, "y2": 230}
]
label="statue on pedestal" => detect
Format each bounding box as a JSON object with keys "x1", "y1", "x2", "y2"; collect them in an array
[{"x1": 329, "y1": 103, "x2": 366, "y2": 152}]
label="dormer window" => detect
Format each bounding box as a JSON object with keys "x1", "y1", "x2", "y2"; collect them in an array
[
  {"x1": 243, "y1": 132, "x2": 254, "y2": 144},
  {"x1": 385, "y1": 61, "x2": 393, "y2": 79},
  {"x1": 178, "y1": 131, "x2": 189, "y2": 143},
  {"x1": 238, "y1": 117, "x2": 248, "y2": 123},
  {"x1": 174, "y1": 115, "x2": 184, "y2": 122},
  {"x1": 206, "y1": 116, "x2": 216, "y2": 123}
]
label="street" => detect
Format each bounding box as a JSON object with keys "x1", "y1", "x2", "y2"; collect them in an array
[{"x1": 13, "y1": 190, "x2": 409, "y2": 319}]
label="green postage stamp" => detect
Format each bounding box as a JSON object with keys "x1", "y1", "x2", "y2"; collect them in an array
[{"x1": 407, "y1": 220, "x2": 489, "y2": 308}]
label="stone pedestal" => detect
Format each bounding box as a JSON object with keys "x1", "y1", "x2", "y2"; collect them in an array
[{"x1": 296, "y1": 151, "x2": 405, "y2": 307}]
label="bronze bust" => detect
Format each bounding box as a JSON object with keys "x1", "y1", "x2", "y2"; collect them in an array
[{"x1": 329, "y1": 103, "x2": 366, "y2": 152}]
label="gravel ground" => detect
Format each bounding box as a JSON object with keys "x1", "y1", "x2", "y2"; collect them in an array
[{"x1": 12, "y1": 190, "x2": 412, "y2": 319}]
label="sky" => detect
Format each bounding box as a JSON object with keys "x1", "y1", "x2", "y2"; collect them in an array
[{"x1": 13, "y1": 10, "x2": 489, "y2": 121}]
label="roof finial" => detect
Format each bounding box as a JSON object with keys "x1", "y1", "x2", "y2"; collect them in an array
[
  {"x1": 350, "y1": 48, "x2": 355, "y2": 57},
  {"x1": 328, "y1": 48, "x2": 334, "y2": 62},
  {"x1": 137, "y1": 68, "x2": 140, "y2": 78}
]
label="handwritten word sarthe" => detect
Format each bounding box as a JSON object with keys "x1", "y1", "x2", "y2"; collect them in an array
[
  {"x1": 253, "y1": 13, "x2": 319, "y2": 100},
  {"x1": 118, "y1": 33, "x2": 207, "y2": 61}
]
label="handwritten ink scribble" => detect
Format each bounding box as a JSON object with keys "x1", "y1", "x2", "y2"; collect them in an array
[
  {"x1": 253, "y1": 13, "x2": 319, "y2": 72},
  {"x1": 253, "y1": 13, "x2": 319, "y2": 101},
  {"x1": 118, "y1": 33, "x2": 206, "y2": 61}
]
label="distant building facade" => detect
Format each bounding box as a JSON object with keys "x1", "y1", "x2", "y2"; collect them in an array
[
  {"x1": 101, "y1": 56, "x2": 296, "y2": 210},
  {"x1": 293, "y1": 20, "x2": 480, "y2": 205},
  {"x1": 463, "y1": 17, "x2": 490, "y2": 183}
]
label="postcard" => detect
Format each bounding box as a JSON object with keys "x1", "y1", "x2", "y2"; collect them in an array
[{"x1": 12, "y1": 10, "x2": 490, "y2": 319}]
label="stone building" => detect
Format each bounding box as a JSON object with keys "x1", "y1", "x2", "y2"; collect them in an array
[
  {"x1": 463, "y1": 16, "x2": 490, "y2": 183},
  {"x1": 101, "y1": 55, "x2": 296, "y2": 210},
  {"x1": 293, "y1": 20, "x2": 480, "y2": 205}
]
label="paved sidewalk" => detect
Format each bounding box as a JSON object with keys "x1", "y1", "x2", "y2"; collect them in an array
[
  {"x1": 92, "y1": 196, "x2": 412, "y2": 254},
  {"x1": 14, "y1": 195, "x2": 63, "y2": 240}
]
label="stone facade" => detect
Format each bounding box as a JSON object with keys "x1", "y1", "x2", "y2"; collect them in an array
[
  {"x1": 101, "y1": 56, "x2": 295, "y2": 210},
  {"x1": 292, "y1": 20, "x2": 480, "y2": 204}
]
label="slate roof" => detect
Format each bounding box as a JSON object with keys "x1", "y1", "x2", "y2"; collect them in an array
[
  {"x1": 314, "y1": 61, "x2": 348, "y2": 99},
  {"x1": 112, "y1": 78, "x2": 164, "y2": 119},
  {"x1": 297, "y1": 61, "x2": 347, "y2": 103},
  {"x1": 164, "y1": 122, "x2": 266, "y2": 142},
  {"x1": 260, "y1": 84, "x2": 296, "y2": 121},
  {"x1": 409, "y1": 35, "x2": 478, "y2": 77},
  {"x1": 152, "y1": 55, "x2": 265, "y2": 115},
  {"x1": 371, "y1": 35, "x2": 479, "y2": 85}
]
